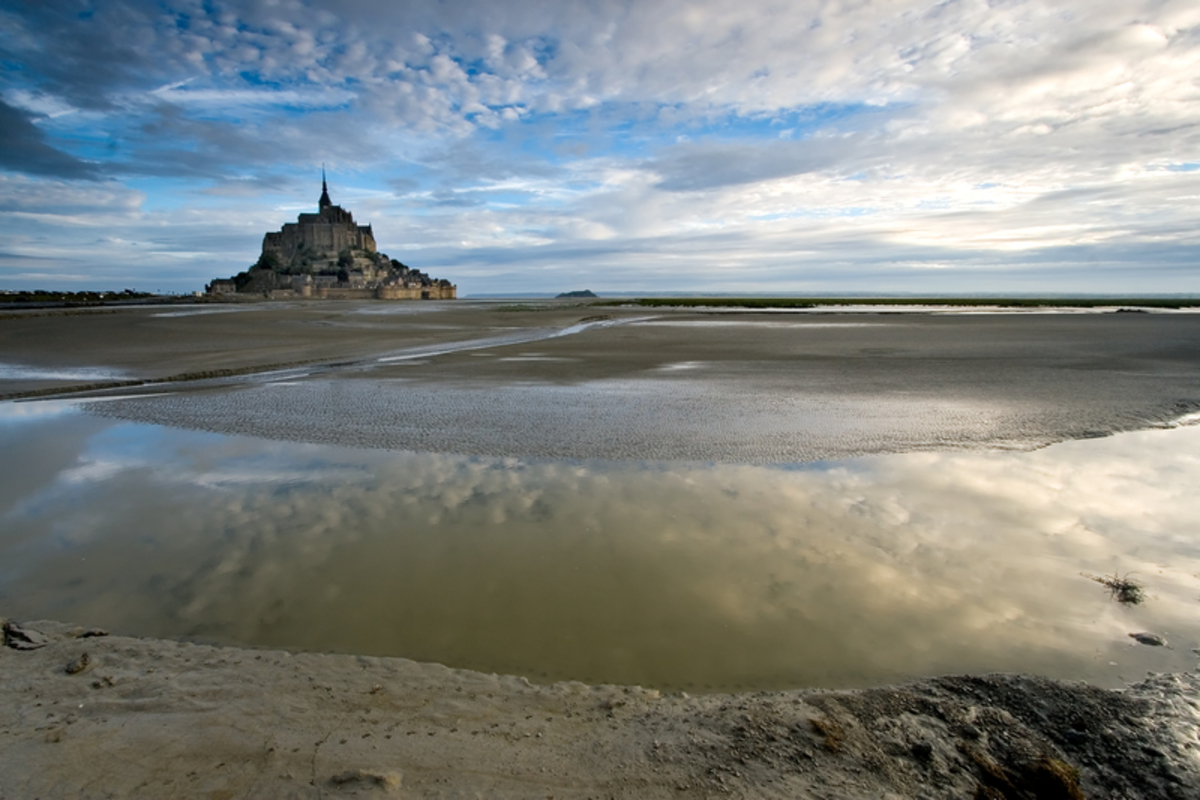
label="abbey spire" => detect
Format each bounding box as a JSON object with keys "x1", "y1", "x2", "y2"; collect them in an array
[{"x1": 319, "y1": 166, "x2": 332, "y2": 210}]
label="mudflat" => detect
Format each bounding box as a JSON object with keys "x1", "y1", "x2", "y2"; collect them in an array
[
  {"x1": 1, "y1": 301, "x2": 559, "y2": 394},
  {"x1": 4, "y1": 300, "x2": 1200, "y2": 461}
]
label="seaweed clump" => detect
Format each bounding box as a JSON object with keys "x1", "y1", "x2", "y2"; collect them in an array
[
  {"x1": 1084, "y1": 571, "x2": 1145, "y2": 605},
  {"x1": 962, "y1": 744, "x2": 1085, "y2": 800},
  {"x1": 808, "y1": 716, "x2": 845, "y2": 753}
]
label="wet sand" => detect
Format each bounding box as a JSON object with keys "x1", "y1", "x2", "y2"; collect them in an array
[
  {"x1": 4, "y1": 300, "x2": 1199, "y2": 462},
  {"x1": 0, "y1": 300, "x2": 546, "y2": 395}
]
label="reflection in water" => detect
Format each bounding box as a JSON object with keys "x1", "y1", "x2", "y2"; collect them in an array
[
  {"x1": 2, "y1": 400, "x2": 1198, "y2": 691},
  {"x1": 0, "y1": 363, "x2": 130, "y2": 381}
]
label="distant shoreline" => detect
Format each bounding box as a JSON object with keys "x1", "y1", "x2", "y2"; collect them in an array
[
  {"x1": 602, "y1": 296, "x2": 1200, "y2": 309},
  {"x1": 0, "y1": 292, "x2": 199, "y2": 313},
  {"x1": 5, "y1": 289, "x2": 1200, "y2": 312}
]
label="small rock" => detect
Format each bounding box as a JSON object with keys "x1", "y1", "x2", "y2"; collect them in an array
[
  {"x1": 328, "y1": 769, "x2": 401, "y2": 790},
  {"x1": 911, "y1": 742, "x2": 934, "y2": 761},
  {"x1": 80, "y1": 628, "x2": 109, "y2": 638},
  {"x1": 1129, "y1": 632, "x2": 1168, "y2": 647},
  {"x1": 65, "y1": 652, "x2": 91, "y2": 675},
  {"x1": 3, "y1": 620, "x2": 53, "y2": 650}
]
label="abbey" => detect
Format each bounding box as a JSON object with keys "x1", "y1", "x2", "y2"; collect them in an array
[
  {"x1": 262, "y1": 177, "x2": 379, "y2": 269},
  {"x1": 207, "y1": 175, "x2": 456, "y2": 300}
]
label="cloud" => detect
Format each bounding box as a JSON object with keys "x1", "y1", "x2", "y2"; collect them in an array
[
  {"x1": 0, "y1": 101, "x2": 101, "y2": 179},
  {"x1": 649, "y1": 135, "x2": 868, "y2": 191},
  {"x1": 0, "y1": 0, "x2": 1198, "y2": 292},
  {"x1": 0, "y1": 174, "x2": 141, "y2": 215}
]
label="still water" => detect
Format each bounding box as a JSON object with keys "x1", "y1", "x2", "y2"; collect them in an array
[{"x1": 2, "y1": 399, "x2": 1198, "y2": 691}]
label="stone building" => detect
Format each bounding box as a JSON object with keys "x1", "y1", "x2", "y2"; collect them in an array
[
  {"x1": 261, "y1": 173, "x2": 378, "y2": 272},
  {"x1": 207, "y1": 174, "x2": 456, "y2": 300}
]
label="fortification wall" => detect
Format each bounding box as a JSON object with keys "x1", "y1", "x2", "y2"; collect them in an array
[
  {"x1": 377, "y1": 284, "x2": 457, "y2": 300},
  {"x1": 313, "y1": 287, "x2": 376, "y2": 300}
]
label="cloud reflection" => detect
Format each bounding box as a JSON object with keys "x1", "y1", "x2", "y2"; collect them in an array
[{"x1": 2, "y1": 410, "x2": 1198, "y2": 691}]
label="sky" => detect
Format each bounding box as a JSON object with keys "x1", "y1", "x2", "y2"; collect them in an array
[{"x1": 1, "y1": 0, "x2": 1198, "y2": 296}]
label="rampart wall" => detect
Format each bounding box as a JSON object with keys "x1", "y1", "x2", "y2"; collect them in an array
[{"x1": 377, "y1": 284, "x2": 457, "y2": 300}]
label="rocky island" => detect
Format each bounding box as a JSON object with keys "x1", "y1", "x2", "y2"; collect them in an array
[{"x1": 206, "y1": 173, "x2": 456, "y2": 300}]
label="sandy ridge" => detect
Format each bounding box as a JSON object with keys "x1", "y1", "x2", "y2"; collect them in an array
[{"x1": 2, "y1": 620, "x2": 1197, "y2": 799}]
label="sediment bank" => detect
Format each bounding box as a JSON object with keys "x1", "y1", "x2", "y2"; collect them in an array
[{"x1": 2, "y1": 619, "x2": 1197, "y2": 799}]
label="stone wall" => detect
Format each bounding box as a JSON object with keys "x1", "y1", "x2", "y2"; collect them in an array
[
  {"x1": 206, "y1": 279, "x2": 238, "y2": 295},
  {"x1": 312, "y1": 287, "x2": 377, "y2": 300},
  {"x1": 377, "y1": 284, "x2": 457, "y2": 300}
]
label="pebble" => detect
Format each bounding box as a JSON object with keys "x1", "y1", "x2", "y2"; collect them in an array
[
  {"x1": 65, "y1": 653, "x2": 91, "y2": 675},
  {"x1": 1129, "y1": 632, "x2": 1168, "y2": 647}
]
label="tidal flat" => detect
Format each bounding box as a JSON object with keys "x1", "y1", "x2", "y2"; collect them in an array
[{"x1": 3, "y1": 300, "x2": 1200, "y2": 797}]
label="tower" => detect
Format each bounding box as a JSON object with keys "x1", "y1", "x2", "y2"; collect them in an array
[{"x1": 319, "y1": 166, "x2": 332, "y2": 210}]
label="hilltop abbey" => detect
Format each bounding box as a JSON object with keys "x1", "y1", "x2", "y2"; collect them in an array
[{"x1": 207, "y1": 174, "x2": 456, "y2": 300}]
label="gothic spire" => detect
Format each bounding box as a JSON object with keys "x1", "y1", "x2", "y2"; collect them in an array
[{"x1": 319, "y1": 165, "x2": 332, "y2": 210}]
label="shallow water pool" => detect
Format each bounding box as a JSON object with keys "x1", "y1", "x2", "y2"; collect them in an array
[{"x1": 2, "y1": 399, "x2": 1197, "y2": 691}]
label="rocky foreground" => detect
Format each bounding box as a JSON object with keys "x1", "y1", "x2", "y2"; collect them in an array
[{"x1": 2, "y1": 619, "x2": 1197, "y2": 799}]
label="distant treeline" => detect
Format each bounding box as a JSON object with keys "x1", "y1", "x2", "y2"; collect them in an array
[
  {"x1": 603, "y1": 297, "x2": 1200, "y2": 309},
  {"x1": 2, "y1": 289, "x2": 156, "y2": 305}
]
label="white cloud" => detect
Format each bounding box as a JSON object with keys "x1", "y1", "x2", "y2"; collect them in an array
[{"x1": 147, "y1": 85, "x2": 356, "y2": 109}]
